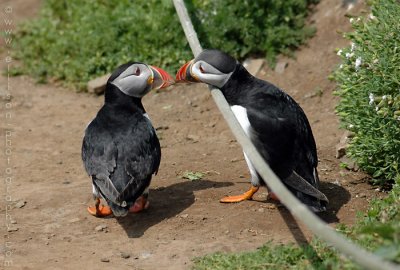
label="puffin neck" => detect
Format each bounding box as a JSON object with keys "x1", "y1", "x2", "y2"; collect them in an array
[
  {"x1": 104, "y1": 84, "x2": 144, "y2": 113},
  {"x1": 219, "y1": 64, "x2": 253, "y2": 105}
]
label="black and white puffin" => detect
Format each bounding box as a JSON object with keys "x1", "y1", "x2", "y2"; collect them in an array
[
  {"x1": 82, "y1": 62, "x2": 174, "y2": 217},
  {"x1": 176, "y1": 49, "x2": 328, "y2": 212}
]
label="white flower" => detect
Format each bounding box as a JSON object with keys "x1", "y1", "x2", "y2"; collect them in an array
[
  {"x1": 382, "y1": 95, "x2": 387, "y2": 100},
  {"x1": 350, "y1": 18, "x2": 354, "y2": 23},
  {"x1": 355, "y1": 57, "x2": 362, "y2": 71},
  {"x1": 351, "y1": 43, "x2": 356, "y2": 52},
  {"x1": 357, "y1": 17, "x2": 361, "y2": 22},
  {"x1": 369, "y1": 93, "x2": 374, "y2": 105},
  {"x1": 369, "y1": 13, "x2": 376, "y2": 20},
  {"x1": 339, "y1": 64, "x2": 343, "y2": 69},
  {"x1": 349, "y1": 124, "x2": 354, "y2": 129},
  {"x1": 376, "y1": 106, "x2": 379, "y2": 111},
  {"x1": 345, "y1": 52, "x2": 354, "y2": 59},
  {"x1": 337, "y1": 49, "x2": 342, "y2": 56},
  {"x1": 397, "y1": 116, "x2": 400, "y2": 121}
]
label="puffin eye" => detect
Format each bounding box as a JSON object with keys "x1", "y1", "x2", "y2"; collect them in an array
[
  {"x1": 199, "y1": 65, "x2": 205, "y2": 73},
  {"x1": 134, "y1": 67, "x2": 141, "y2": 76}
]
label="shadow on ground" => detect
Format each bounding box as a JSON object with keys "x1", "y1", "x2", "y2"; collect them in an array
[
  {"x1": 319, "y1": 181, "x2": 351, "y2": 223},
  {"x1": 274, "y1": 182, "x2": 351, "y2": 266},
  {"x1": 274, "y1": 181, "x2": 351, "y2": 224},
  {"x1": 255, "y1": 181, "x2": 351, "y2": 224},
  {"x1": 117, "y1": 179, "x2": 233, "y2": 238}
]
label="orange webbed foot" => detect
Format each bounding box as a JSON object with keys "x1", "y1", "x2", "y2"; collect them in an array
[
  {"x1": 220, "y1": 186, "x2": 259, "y2": 203},
  {"x1": 87, "y1": 198, "x2": 113, "y2": 217},
  {"x1": 129, "y1": 196, "x2": 149, "y2": 213}
]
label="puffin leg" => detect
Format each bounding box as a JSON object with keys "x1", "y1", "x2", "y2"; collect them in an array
[
  {"x1": 268, "y1": 192, "x2": 280, "y2": 201},
  {"x1": 220, "y1": 186, "x2": 259, "y2": 203},
  {"x1": 129, "y1": 195, "x2": 150, "y2": 213},
  {"x1": 87, "y1": 198, "x2": 113, "y2": 217}
]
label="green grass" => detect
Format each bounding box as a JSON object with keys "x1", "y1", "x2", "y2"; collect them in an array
[
  {"x1": 12, "y1": 0, "x2": 317, "y2": 90},
  {"x1": 343, "y1": 184, "x2": 400, "y2": 263},
  {"x1": 193, "y1": 241, "x2": 356, "y2": 270}
]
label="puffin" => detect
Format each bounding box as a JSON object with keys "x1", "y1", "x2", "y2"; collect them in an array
[
  {"x1": 82, "y1": 62, "x2": 174, "y2": 217},
  {"x1": 176, "y1": 49, "x2": 328, "y2": 212}
]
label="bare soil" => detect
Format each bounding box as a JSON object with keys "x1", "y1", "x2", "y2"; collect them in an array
[{"x1": 0, "y1": 1, "x2": 386, "y2": 269}]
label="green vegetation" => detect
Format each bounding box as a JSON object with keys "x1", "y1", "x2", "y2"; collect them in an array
[
  {"x1": 192, "y1": 0, "x2": 400, "y2": 268},
  {"x1": 339, "y1": 185, "x2": 400, "y2": 263},
  {"x1": 190, "y1": 0, "x2": 318, "y2": 63},
  {"x1": 333, "y1": 0, "x2": 400, "y2": 262},
  {"x1": 13, "y1": 0, "x2": 191, "y2": 90},
  {"x1": 181, "y1": 171, "x2": 204, "y2": 181},
  {"x1": 13, "y1": 0, "x2": 317, "y2": 90},
  {"x1": 194, "y1": 241, "x2": 356, "y2": 270},
  {"x1": 334, "y1": 0, "x2": 400, "y2": 186}
]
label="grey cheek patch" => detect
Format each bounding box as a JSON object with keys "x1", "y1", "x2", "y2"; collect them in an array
[{"x1": 111, "y1": 76, "x2": 148, "y2": 98}]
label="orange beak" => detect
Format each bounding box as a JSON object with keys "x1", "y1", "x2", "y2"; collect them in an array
[
  {"x1": 176, "y1": 60, "x2": 198, "y2": 83},
  {"x1": 150, "y1": 66, "x2": 175, "y2": 89}
]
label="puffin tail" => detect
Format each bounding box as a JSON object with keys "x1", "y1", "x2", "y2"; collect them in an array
[
  {"x1": 108, "y1": 202, "x2": 129, "y2": 217},
  {"x1": 282, "y1": 171, "x2": 329, "y2": 213},
  {"x1": 295, "y1": 191, "x2": 328, "y2": 213}
]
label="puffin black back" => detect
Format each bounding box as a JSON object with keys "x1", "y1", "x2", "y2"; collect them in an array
[{"x1": 82, "y1": 62, "x2": 173, "y2": 218}]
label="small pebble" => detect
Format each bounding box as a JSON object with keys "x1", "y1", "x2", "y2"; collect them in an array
[
  {"x1": 332, "y1": 179, "x2": 341, "y2": 186},
  {"x1": 258, "y1": 208, "x2": 265, "y2": 213},
  {"x1": 15, "y1": 200, "x2": 26, "y2": 208},
  {"x1": 95, "y1": 224, "x2": 108, "y2": 232},
  {"x1": 69, "y1": 218, "x2": 80, "y2": 223},
  {"x1": 180, "y1": 214, "x2": 189, "y2": 219},
  {"x1": 100, "y1": 258, "x2": 110, "y2": 263},
  {"x1": 141, "y1": 252, "x2": 152, "y2": 259},
  {"x1": 266, "y1": 204, "x2": 276, "y2": 210},
  {"x1": 120, "y1": 252, "x2": 131, "y2": 259},
  {"x1": 186, "y1": 134, "x2": 199, "y2": 142}
]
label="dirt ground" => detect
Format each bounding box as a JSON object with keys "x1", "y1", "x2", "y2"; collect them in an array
[{"x1": 0, "y1": 0, "x2": 386, "y2": 269}]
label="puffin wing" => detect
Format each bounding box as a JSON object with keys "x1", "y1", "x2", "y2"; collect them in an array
[
  {"x1": 82, "y1": 119, "x2": 121, "y2": 203},
  {"x1": 245, "y1": 94, "x2": 297, "y2": 177},
  {"x1": 245, "y1": 91, "x2": 322, "y2": 197},
  {"x1": 82, "y1": 117, "x2": 161, "y2": 207},
  {"x1": 114, "y1": 118, "x2": 161, "y2": 204},
  {"x1": 292, "y1": 103, "x2": 320, "y2": 187}
]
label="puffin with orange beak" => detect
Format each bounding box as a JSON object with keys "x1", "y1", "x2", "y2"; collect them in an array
[
  {"x1": 82, "y1": 62, "x2": 174, "y2": 217},
  {"x1": 176, "y1": 49, "x2": 328, "y2": 212}
]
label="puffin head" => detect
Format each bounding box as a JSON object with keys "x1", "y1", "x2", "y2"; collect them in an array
[
  {"x1": 176, "y1": 49, "x2": 237, "y2": 88},
  {"x1": 108, "y1": 62, "x2": 174, "y2": 98}
]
